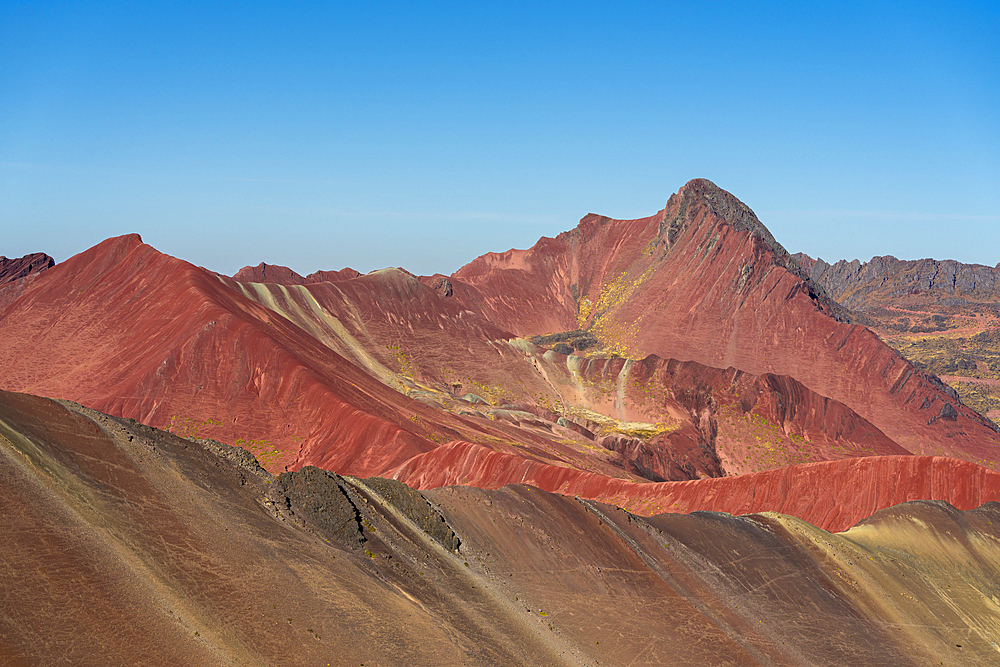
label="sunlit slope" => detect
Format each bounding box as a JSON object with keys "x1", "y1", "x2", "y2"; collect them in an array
[
  {"x1": 451, "y1": 178, "x2": 1000, "y2": 464},
  {"x1": 0, "y1": 234, "x2": 442, "y2": 474},
  {"x1": 2, "y1": 388, "x2": 1000, "y2": 665}
]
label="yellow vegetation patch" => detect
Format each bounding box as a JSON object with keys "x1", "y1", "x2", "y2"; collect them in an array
[
  {"x1": 569, "y1": 408, "x2": 677, "y2": 439},
  {"x1": 575, "y1": 263, "x2": 658, "y2": 358}
]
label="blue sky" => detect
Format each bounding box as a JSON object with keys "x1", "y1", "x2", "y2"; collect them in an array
[{"x1": 2, "y1": 1, "x2": 998, "y2": 276}]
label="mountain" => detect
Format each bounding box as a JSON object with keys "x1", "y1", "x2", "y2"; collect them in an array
[
  {"x1": 0, "y1": 251, "x2": 54, "y2": 310},
  {"x1": 449, "y1": 179, "x2": 1000, "y2": 462},
  {"x1": 3, "y1": 387, "x2": 1000, "y2": 665},
  {"x1": 1, "y1": 180, "x2": 998, "y2": 529},
  {"x1": 232, "y1": 262, "x2": 361, "y2": 285},
  {"x1": 793, "y1": 252, "x2": 1000, "y2": 314}
]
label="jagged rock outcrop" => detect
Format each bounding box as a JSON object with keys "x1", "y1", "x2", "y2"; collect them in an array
[
  {"x1": 793, "y1": 252, "x2": 1000, "y2": 310},
  {"x1": 268, "y1": 465, "x2": 367, "y2": 546},
  {"x1": 0, "y1": 252, "x2": 54, "y2": 283}
]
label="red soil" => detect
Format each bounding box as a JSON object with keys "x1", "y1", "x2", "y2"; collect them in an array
[{"x1": 393, "y1": 441, "x2": 1000, "y2": 532}]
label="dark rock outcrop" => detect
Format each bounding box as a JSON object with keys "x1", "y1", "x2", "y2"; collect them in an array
[
  {"x1": 268, "y1": 466, "x2": 366, "y2": 546},
  {"x1": 0, "y1": 252, "x2": 54, "y2": 284},
  {"x1": 361, "y1": 476, "x2": 460, "y2": 551},
  {"x1": 430, "y1": 276, "x2": 454, "y2": 298},
  {"x1": 792, "y1": 253, "x2": 1000, "y2": 310}
]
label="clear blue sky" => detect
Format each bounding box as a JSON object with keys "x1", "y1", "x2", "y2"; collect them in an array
[{"x1": 2, "y1": 1, "x2": 998, "y2": 275}]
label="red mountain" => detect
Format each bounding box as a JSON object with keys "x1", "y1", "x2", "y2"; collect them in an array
[
  {"x1": 450, "y1": 178, "x2": 1000, "y2": 464},
  {"x1": 2, "y1": 179, "x2": 998, "y2": 530}
]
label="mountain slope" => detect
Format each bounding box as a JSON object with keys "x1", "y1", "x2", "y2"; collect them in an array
[
  {"x1": 3, "y1": 388, "x2": 1000, "y2": 665},
  {"x1": 452, "y1": 179, "x2": 1000, "y2": 464},
  {"x1": 1, "y1": 179, "x2": 997, "y2": 521},
  {"x1": 0, "y1": 234, "x2": 447, "y2": 475},
  {"x1": 0, "y1": 227, "x2": 908, "y2": 491}
]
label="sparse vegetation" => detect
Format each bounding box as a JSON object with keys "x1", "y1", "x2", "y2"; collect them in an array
[
  {"x1": 948, "y1": 381, "x2": 1000, "y2": 417},
  {"x1": 886, "y1": 331, "x2": 1000, "y2": 380}
]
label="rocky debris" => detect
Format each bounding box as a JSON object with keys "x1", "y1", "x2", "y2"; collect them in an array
[
  {"x1": 194, "y1": 438, "x2": 273, "y2": 480},
  {"x1": 0, "y1": 252, "x2": 54, "y2": 284},
  {"x1": 529, "y1": 329, "x2": 600, "y2": 353},
  {"x1": 360, "y1": 477, "x2": 460, "y2": 551},
  {"x1": 267, "y1": 466, "x2": 366, "y2": 547},
  {"x1": 265, "y1": 465, "x2": 462, "y2": 552}
]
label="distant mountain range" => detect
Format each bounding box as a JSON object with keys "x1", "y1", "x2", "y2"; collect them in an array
[{"x1": 793, "y1": 252, "x2": 1000, "y2": 312}]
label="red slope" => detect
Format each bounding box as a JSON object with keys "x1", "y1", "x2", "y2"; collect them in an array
[
  {"x1": 225, "y1": 264, "x2": 909, "y2": 479},
  {"x1": 0, "y1": 230, "x2": 911, "y2": 496},
  {"x1": 0, "y1": 234, "x2": 717, "y2": 483},
  {"x1": 0, "y1": 234, "x2": 454, "y2": 475},
  {"x1": 391, "y1": 441, "x2": 1000, "y2": 532},
  {"x1": 451, "y1": 179, "x2": 1000, "y2": 466},
  {"x1": 606, "y1": 355, "x2": 910, "y2": 474}
]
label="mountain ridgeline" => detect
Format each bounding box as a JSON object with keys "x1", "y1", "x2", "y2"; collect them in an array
[
  {"x1": 0, "y1": 179, "x2": 998, "y2": 524},
  {"x1": 4, "y1": 180, "x2": 1000, "y2": 664},
  {"x1": 793, "y1": 252, "x2": 1000, "y2": 312}
]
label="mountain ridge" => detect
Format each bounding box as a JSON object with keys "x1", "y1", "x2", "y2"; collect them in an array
[
  {"x1": 2, "y1": 179, "x2": 998, "y2": 530},
  {"x1": 3, "y1": 386, "x2": 1000, "y2": 665}
]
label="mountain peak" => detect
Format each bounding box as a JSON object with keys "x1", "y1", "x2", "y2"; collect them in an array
[
  {"x1": 0, "y1": 252, "x2": 55, "y2": 284},
  {"x1": 663, "y1": 178, "x2": 785, "y2": 257},
  {"x1": 233, "y1": 262, "x2": 307, "y2": 285},
  {"x1": 660, "y1": 179, "x2": 852, "y2": 321}
]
